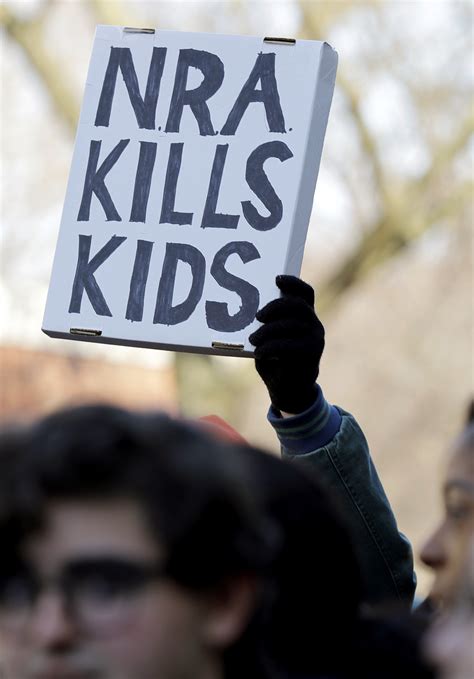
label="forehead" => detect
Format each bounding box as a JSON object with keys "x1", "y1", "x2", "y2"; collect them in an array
[{"x1": 23, "y1": 498, "x2": 161, "y2": 570}]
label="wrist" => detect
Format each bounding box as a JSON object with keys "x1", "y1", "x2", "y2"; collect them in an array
[
  {"x1": 269, "y1": 384, "x2": 318, "y2": 415},
  {"x1": 267, "y1": 385, "x2": 342, "y2": 453}
]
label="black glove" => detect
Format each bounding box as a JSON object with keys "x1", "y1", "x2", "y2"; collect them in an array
[{"x1": 249, "y1": 275, "x2": 325, "y2": 414}]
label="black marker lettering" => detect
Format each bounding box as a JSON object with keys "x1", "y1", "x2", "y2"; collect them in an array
[
  {"x1": 206, "y1": 241, "x2": 260, "y2": 331},
  {"x1": 126, "y1": 239, "x2": 154, "y2": 322},
  {"x1": 165, "y1": 49, "x2": 224, "y2": 136},
  {"x1": 160, "y1": 143, "x2": 193, "y2": 226},
  {"x1": 69, "y1": 235, "x2": 126, "y2": 316},
  {"x1": 95, "y1": 47, "x2": 166, "y2": 129},
  {"x1": 201, "y1": 145, "x2": 239, "y2": 229},
  {"x1": 221, "y1": 53, "x2": 285, "y2": 135},
  {"x1": 154, "y1": 243, "x2": 205, "y2": 325},
  {"x1": 78, "y1": 139, "x2": 129, "y2": 222},
  {"x1": 130, "y1": 142, "x2": 157, "y2": 223},
  {"x1": 242, "y1": 141, "x2": 293, "y2": 231}
]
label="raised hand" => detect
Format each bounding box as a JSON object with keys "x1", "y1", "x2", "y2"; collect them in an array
[{"x1": 249, "y1": 275, "x2": 325, "y2": 414}]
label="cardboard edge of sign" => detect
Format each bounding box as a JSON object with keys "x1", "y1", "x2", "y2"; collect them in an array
[{"x1": 41, "y1": 327, "x2": 255, "y2": 359}]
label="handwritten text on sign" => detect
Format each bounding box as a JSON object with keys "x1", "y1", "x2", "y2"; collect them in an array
[{"x1": 72, "y1": 43, "x2": 292, "y2": 332}]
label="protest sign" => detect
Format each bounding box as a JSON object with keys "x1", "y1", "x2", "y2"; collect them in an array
[{"x1": 43, "y1": 25, "x2": 337, "y2": 356}]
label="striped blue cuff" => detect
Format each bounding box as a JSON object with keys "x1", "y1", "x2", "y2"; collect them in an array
[{"x1": 267, "y1": 385, "x2": 342, "y2": 454}]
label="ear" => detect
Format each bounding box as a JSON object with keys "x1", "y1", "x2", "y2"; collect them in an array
[{"x1": 200, "y1": 574, "x2": 259, "y2": 649}]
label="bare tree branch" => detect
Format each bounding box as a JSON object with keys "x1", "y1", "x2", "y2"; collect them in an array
[
  {"x1": 297, "y1": 0, "x2": 473, "y2": 313},
  {"x1": 298, "y1": 2, "x2": 390, "y2": 211},
  {"x1": 1, "y1": 2, "x2": 80, "y2": 133}
]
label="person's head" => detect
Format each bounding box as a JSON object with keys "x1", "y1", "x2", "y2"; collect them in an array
[
  {"x1": 197, "y1": 415, "x2": 365, "y2": 676},
  {"x1": 231, "y1": 443, "x2": 363, "y2": 677},
  {"x1": 0, "y1": 404, "x2": 275, "y2": 679},
  {"x1": 423, "y1": 537, "x2": 474, "y2": 679},
  {"x1": 420, "y1": 403, "x2": 474, "y2": 610}
]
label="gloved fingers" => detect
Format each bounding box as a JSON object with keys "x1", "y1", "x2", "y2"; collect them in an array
[
  {"x1": 255, "y1": 296, "x2": 315, "y2": 324},
  {"x1": 253, "y1": 337, "x2": 324, "y2": 361},
  {"x1": 276, "y1": 275, "x2": 315, "y2": 307},
  {"x1": 249, "y1": 319, "x2": 319, "y2": 347}
]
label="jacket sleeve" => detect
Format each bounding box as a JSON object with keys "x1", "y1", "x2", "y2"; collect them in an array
[{"x1": 268, "y1": 385, "x2": 416, "y2": 606}]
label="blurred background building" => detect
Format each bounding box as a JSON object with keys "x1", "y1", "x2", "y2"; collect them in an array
[{"x1": 1, "y1": 0, "x2": 472, "y2": 598}]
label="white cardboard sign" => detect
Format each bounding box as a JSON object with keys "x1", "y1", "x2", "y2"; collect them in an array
[{"x1": 42, "y1": 26, "x2": 337, "y2": 357}]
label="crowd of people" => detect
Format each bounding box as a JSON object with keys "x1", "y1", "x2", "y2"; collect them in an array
[{"x1": 0, "y1": 275, "x2": 472, "y2": 679}]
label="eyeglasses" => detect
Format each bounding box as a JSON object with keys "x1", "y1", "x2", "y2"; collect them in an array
[{"x1": 0, "y1": 557, "x2": 166, "y2": 635}]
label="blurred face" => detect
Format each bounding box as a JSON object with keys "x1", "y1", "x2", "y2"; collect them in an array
[
  {"x1": 420, "y1": 437, "x2": 474, "y2": 609},
  {"x1": 423, "y1": 541, "x2": 474, "y2": 679},
  {"x1": 0, "y1": 499, "x2": 217, "y2": 679}
]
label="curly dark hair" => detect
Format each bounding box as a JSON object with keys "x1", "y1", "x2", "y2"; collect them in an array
[{"x1": 0, "y1": 404, "x2": 274, "y2": 589}]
